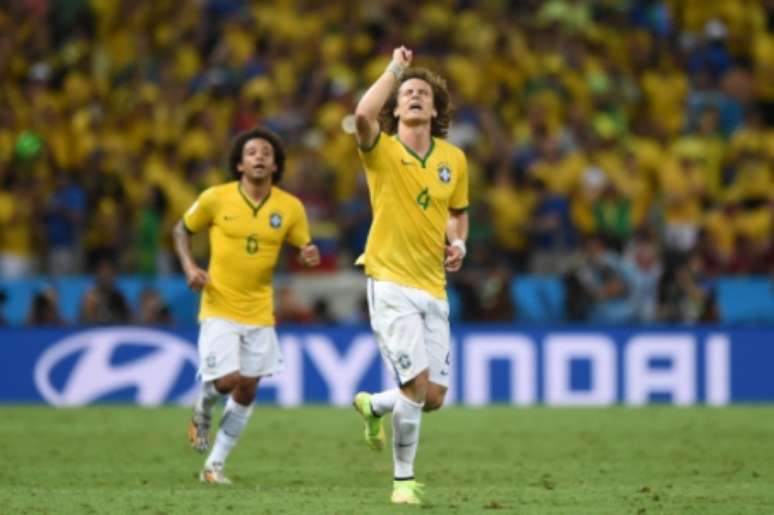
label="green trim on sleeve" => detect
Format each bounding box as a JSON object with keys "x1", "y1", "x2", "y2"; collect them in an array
[
  {"x1": 449, "y1": 205, "x2": 469, "y2": 213},
  {"x1": 358, "y1": 131, "x2": 381, "y2": 152},
  {"x1": 181, "y1": 219, "x2": 195, "y2": 234}
]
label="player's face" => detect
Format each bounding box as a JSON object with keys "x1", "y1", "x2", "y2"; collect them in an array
[
  {"x1": 394, "y1": 78, "x2": 436, "y2": 126},
  {"x1": 237, "y1": 138, "x2": 277, "y2": 182}
]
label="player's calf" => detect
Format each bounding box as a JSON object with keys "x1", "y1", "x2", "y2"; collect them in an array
[
  {"x1": 189, "y1": 381, "x2": 221, "y2": 453},
  {"x1": 189, "y1": 410, "x2": 212, "y2": 453}
]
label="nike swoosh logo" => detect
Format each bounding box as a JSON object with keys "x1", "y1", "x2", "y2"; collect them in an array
[
  {"x1": 397, "y1": 441, "x2": 416, "y2": 448},
  {"x1": 401, "y1": 159, "x2": 413, "y2": 165},
  {"x1": 223, "y1": 215, "x2": 237, "y2": 221}
]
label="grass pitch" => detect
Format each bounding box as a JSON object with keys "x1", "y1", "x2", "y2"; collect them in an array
[{"x1": 1, "y1": 406, "x2": 772, "y2": 514}]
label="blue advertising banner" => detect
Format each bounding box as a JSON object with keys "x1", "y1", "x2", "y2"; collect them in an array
[{"x1": 1, "y1": 326, "x2": 772, "y2": 405}]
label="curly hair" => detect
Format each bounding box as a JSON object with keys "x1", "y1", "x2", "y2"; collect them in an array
[
  {"x1": 228, "y1": 127, "x2": 286, "y2": 183},
  {"x1": 378, "y1": 67, "x2": 452, "y2": 138}
]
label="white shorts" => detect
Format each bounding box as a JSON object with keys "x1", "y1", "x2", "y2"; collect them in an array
[
  {"x1": 367, "y1": 278, "x2": 451, "y2": 387},
  {"x1": 197, "y1": 318, "x2": 283, "y2": 381}
]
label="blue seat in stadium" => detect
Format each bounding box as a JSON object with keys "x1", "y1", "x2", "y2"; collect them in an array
[
  {"x1": 511, "y1": 276, "x2": 565, "y2": 323},
  {"x1": 717, "y1": 277, "x2": 774, "y2": 324},
  {"x1": 153, "y1": 276, "x2": 199, "y2": 325},
  {"x1": 0, "y1": 278, "x2": 48, "y2": 326},
  {"x1": 447, "y1": 286, "x2": 461, "y2": 321},
  {"x1": 53, "y1": 276, "x2": 93, "y2": 323}
]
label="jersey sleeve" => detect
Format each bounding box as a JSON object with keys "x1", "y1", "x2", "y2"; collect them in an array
[
  {"x1": 182, "y1": 188, "x2": 216, "y2": 233},
  {"x1": 286, "y1": 198, "x2": 312, "y2": 248},
  {"x1": 449, "y1": 151, "x2": 470, "y2": 210},
  {"x1": 356, "y1": 131, "x2": 390, "y2": 169}
]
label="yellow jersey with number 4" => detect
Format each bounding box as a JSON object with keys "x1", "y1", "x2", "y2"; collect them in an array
[
  {"x1": 183, "y1": 182, "x2": 311, "y2": 325},
  {"x1": 356, "y1": 132, "x2": 469, "y2": 299}
]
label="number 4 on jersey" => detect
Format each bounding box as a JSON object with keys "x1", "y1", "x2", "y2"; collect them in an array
[
  {"x1": 416, "y1": 187, "x2": 430, "y2": 210},
  {"x1": 246, "y1": 234, "x2": 258, "y2": 254}
]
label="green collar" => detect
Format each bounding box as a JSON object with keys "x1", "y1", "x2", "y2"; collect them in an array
[
  {"x1": 395, "y1": 135, "x2": 435, "y2": 168},
  {"x1": 238, "y1": 183, "x2": 271, "y2": 217}
]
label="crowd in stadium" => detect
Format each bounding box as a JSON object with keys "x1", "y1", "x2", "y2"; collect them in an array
[{"x1": 0, "y1": 0, "x2": 772, "y2": 325}]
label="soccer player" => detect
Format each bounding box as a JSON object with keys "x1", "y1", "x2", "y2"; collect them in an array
[
  {"x1": 173, "y1": 127, "x2": 320, "y2": 484},
  {"x1": 351, "y1": 46, "x2": 469, "y2": 504}
]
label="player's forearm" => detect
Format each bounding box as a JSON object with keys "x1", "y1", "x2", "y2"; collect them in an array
[
  {"x1": 355, "y1": 71, "x2": 397, "y2": 122},
  {"x1": 446, "y1": 211, "x2": 469, "y2": 243},
  {"x1": 172, "y1": 220, "x2": 197, "y2": 272},
  {"x1": 353, "y1": 71, "x2": 396, "y2": 146}
]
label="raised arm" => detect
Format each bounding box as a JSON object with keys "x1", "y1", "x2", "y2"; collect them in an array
[
  {"x1": 172, "y1": 220, "x2": 209, "y2": 292},
  {"x1": 354, "y1": 46, "x2": 412, "y2": 148},
  {"x1": 444, "y1": 209, "x2": 469, "y2": 272}
]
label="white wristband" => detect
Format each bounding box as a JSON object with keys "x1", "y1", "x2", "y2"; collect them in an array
[
  {"x1": 386, "y1": 60, "x2": 407, "y2": 79},
  {"x1": 450, "y1": 238, "x2": 466, "y2": 258}
]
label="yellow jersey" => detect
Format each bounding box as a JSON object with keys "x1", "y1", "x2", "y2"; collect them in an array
[
  {"x1": 0, "y1": 192, "x2": 34, "y2": 256},
  {"x1": 183, "y1": 181, "x2": 311, "y2": 325},
  {"x1": 357, "y1": 132, "x2": 469, "y2": 299}
]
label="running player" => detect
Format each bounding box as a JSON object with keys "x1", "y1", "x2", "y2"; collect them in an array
[{"x1": 173, "y1": 127, "x2": 320, "y2": 484}]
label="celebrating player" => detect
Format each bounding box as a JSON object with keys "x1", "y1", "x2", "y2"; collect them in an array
[
  {"x1": 173, "y1": 127, "x2": 320, "y2": 484},
  {"x1": 351, "y1": 46, "x2": 469, "y2": 504}
]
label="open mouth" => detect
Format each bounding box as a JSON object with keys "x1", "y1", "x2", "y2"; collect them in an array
[{"x1": 409, "y1": 103, "x2": 422, "y2": 111}]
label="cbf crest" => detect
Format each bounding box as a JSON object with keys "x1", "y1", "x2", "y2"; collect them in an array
[
  {"x1": 437, "y1": 163, "x2": 452, "y2": 184},
  {"x1": 269, "y1": 212, "x2": 283, "y2": 229}
]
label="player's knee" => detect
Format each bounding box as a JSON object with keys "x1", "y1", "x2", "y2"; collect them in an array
[
  {"x1": 232, "y1": 376, "x2": 258, "y2": 404},
  {"x1": 401, "y1": 373, "x2": 429, "y2": 403},
  {"x1": 214, "y1": 373, "x2": 239, "y2": 394}
]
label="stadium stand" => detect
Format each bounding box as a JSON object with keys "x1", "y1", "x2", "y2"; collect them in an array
[{"x1": 0, "y1": 0, "x2": 772, "y2": 325}]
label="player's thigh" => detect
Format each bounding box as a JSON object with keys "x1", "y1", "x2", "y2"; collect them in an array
[
  {"x1": 239, "y1": 325, "x2": 284, "y2": 378},
  {"x1": 197, "y1": 318, "x2": 240, "y2": 382},
  {"x1": 369, "y1": 280, "x2": 429, "y2": 386},
  {"x1": 423, "y1": 296, "x2": 451, "y2": 389}
]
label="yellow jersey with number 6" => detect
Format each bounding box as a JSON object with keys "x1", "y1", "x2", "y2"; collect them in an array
[
  {"x1": 356, "y1": 132, "x2": 469, "y2": 299},
  {"x1": 183, "y1": 182, "x2": 311, "y2": 325}
]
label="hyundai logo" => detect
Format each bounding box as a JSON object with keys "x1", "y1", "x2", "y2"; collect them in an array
[{"x1": 34, "y1": 328, "x2": 199, "y2": 406}]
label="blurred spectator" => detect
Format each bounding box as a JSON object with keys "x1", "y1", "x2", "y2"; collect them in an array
[
  {"x1": 338, "y1": 175, "x2": 372, "y2": 264},
  {"x1": 136, "y1": 287, "x2": 172, "y2": 325},
  {"x1": 687, "y1": 19, "x2": 732, "y2": 83},
  {"x1": 566, "y1": 234, "x2": 634, "y2": 323},
  {"x1": 0, "y1": 172, "x2": 38, "y2": 278},
  {"x1": 43, "y1": 171, "x2": 86, "y2": 275},
  {"x1": 593, "y1": 183, "x2": 632, "y2": 252},
  {"x1": 529, "y1": 179, "x2": 577, "y2": 274},
  {"x1": 622, "y1": 232, "x2": 663, "y2": 323},
  {"x1": 659, "y1": 142, "x2": 707, "y2": 256},
  {"x1": 451, "y1": 246, "x2": 514, "y2": 322},
  {"x1": 78, "y1": 259, "x2": 131, "y2": 325},
  {"x1": 659, "y1": 253, "x2": 718, "y2": 323},
  {"x1": 312, "y1": 298, "x2": 337, "y2": 325},
  {"x1": 26, "y1": 287, "x2": 63, "y2": 326},
  {"x1": 135, "y1": 186, "x2": 169, "y2": 276},
  {"x1": 486, "y1": 167, "x2": 536, "y2": 273},
  {"x1": 275, "y1": 285, "x2": 314, "y2": 324}
]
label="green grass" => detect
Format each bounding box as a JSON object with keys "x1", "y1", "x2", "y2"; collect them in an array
[{"x1": 1, "y1": 406, "x2": 773, "y2": 514}]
